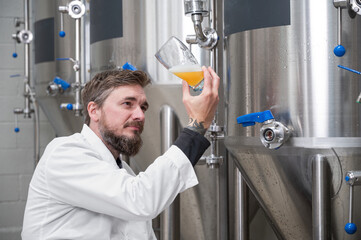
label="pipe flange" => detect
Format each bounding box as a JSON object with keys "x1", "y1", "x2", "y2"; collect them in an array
[
  {"x1": 260, "y1": 121, "x2": 290, "y2": 149},
  {"x1": 68, "y1": 1, "x2": 86, "y2": 19},
  {"x1": 18, "y1": 30, "x2": 33, "y2": 44}
]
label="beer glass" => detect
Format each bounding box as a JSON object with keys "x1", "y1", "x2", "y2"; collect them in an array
[{"x1": 155, "y1": 36, "x2": 204, "y2": 91}]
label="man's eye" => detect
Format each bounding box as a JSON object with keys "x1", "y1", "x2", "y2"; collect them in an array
[
  {"x1": 123, "y1": 102, "x2": 132, "y2": 106},
  {"x1": 141, "y1": 106, "x2": 148, "y2": 112}
]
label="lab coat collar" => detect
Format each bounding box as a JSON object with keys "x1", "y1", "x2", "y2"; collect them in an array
[{"x1": 81, "y1": 124, "x2": 120, "y2": 168}]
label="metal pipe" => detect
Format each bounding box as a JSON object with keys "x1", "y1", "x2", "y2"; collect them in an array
[
  {"x1": 74, "y1": 17, "x2": 82, "y2": 116},
  {"x1": 160, "y1": 105, "x2": 180, "y2": 240},
  {"x1": 236, "y1": 168, "x2": 249, "y2": 240},
  {"x1": 24, "y1": 0, "x2": 31, "y2": 118},
  {"x1": 191, "y1": 14, "x2": 208, "y2": 42},
  {"x1": 337, "y1": 7, "x2": 342, "y2": 45},
  {"x1": 348, "y1": 185, "x2": 353, "y2": 223},
  {"x1": 312, "y1": 154, "x2": 330, "y2": 240}
]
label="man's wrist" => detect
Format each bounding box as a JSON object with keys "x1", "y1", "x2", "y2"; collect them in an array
[{"x1": 186, "y1": 118, "x2": 207, "y2": 135}]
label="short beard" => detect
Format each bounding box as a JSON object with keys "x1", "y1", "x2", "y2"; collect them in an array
[{"x1": 100, "y1": 125, "x2": 143, "y2": 157}]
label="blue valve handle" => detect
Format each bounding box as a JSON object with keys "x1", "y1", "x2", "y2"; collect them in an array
[
  {"x1": 66, "y1": 104, "x2": 73, "y2": 110},
  {"x1": 53, "y1": 76, "x2": 71, "y2": 90},
  {"x1": 237, "y1": 110, "x2": 274, "y2": 127},
  {"x1": 122, "y1": 62, "x2": 137, "y2": 71},
  {"x1": 59, "y1": 30, "x2": 66, "y2": 38},
  {"x1": 334, "y1": 45, "x2": 346, "y2": 57},
  {"x1": 10, "y1": 74, "x2": 21, "y2": 78},
  {"x1": 56, "y1": 58, "x2": 71, "y2": 61},
  {"x1": 14, "y1": 127, "x2": 20, "y2": 133},
  {"x1": 338, "y1": 65, "x2": 361, "y2": 75},
  {"x1": 12, "y1": 52, "x2": 18, "y2": 58},
  {"x1": 345, "y1": 223, "x2": 357, "y2": 234}
]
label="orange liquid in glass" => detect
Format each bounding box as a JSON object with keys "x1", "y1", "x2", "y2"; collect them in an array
[{"x1": 169, "y1": 64, "x2": 203, "y2": 87}]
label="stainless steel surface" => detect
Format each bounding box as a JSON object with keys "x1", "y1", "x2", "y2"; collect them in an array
[
  {"x1": 34, "y1": 0, "x2": 84, "y2": 136},
  {"x1": 160, "y1": 105, "x2": 180, "y2": 240},
  {"x1": 312, "y1": 155, "x2": 330, "y2": 240},
  {"x1": 225, "y1": 0, "x2": 361, "y2": 238},
  {"x1": 236, "y1": 169, "x2": 249, "y2": 240}
]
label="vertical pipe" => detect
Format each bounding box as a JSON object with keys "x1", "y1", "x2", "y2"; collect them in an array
[
  {"x1": 337, "y1": 7, "x2": 342, "y2": 45},
  {"x1": 235, "y1": 168, "x2": 249, "y2": 240},
  {"x1": 24, "y1": 0, "x2": 31, "y2": 118},
  {"x1": 312, "y1": 154, "x2": 330, "y2": 240},
  {"x1": 75, "y1": 17, "x2": 81, "y2": 116},
  {"x1": 160, "y1": 105, "x2": 180, "y2": 240},
  {"x1": 348, "y1": 185, "x2": 353, "y2": 223}
]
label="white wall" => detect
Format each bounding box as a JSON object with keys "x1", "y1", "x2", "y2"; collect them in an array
[{"x1": 0, "y1": 0, "x2": 55, "y2": 239}]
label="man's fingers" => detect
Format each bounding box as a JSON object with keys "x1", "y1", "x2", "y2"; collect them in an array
[
  {"x1": 208, "y1": 66, "x2": 220, "y2": 93},
  {"x1": 182, "y1": 80, "x2": 191, "y2": 99},
  {"x1": 202, "y1": 66, "x2": 213, "y2": 91}
]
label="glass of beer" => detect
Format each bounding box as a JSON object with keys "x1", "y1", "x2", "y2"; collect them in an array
[{"x1": 155, "y1": 36, "x2": 204, "y2": 91}]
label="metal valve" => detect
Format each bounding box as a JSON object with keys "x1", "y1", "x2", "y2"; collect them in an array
[
  {"x1": 184, "y1": 0, "x2": 218, "y2": 50},
  {"x1": 56, "y1": 57, "x2": 80, "y2": 72},
  {"x1": 237, "y1": 110, "x2": 290, "y2": 149},
  {"x1": 11, "y1": 17, "x2": 33, "y2": 58},
  {"x1": 333, "y1": 0, "x2": 347, "y2": 57},
  {"x1": 344, "y1": 171, "x2": 361, "y2": 234},
  {"x1": 350, "y1": 0, "x2": 361, "y2": 14},
  {"x1": 58, "y1": 0, "x2": 85, "y2": 37},
  {"x1": 47, "y1": 77, "x2": 71, "y2": 96}
]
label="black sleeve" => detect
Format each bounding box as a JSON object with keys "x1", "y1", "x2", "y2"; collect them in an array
[{"x1": 173, "y1": 128, "x2": 210, "y2": 166}]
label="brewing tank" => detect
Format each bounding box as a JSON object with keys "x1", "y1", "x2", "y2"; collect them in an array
[
  {"x1": 224, "y1": 0, "x2": 361, "y2": 239},
  {"x1": 34, "y1": 0, "x2": 84, "y2": 136}
]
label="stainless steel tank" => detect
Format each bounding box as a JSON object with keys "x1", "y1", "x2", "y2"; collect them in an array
[
  {"x1": 224, "y1": 0, "x2": 361, "y2": 239},
  {"x1": 89, "y1": 0, "x2": 217, "y2": 239},
  {"x1": 34, "y1": 0, "x2": 84, "y2": 136}
]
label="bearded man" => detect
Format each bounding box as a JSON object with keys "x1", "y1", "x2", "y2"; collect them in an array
[{"x1": 22, "y1": 67, "x2": 220, "y2": 239}]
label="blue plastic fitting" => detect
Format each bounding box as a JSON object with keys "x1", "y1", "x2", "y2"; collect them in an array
[
  {"x1": 12, "y1": 53, "x2": 18, "y2": 58},
  {"x1": 14, "y1": 127, "x2": 20, "y2": 133},
  {"x1": 59, "y1": 31, "x2": 66, "y2": 38},
  {"x1": 53, "y1": 76, "x2": 71, "y2": 90},
  {"x1": 56, "y1": 58, "x2": 70, "y2": 61},
  {"x1": 334, "y1": 45, "x2": 346, "y2": 57},
  {"x1": 237, "y1": 110, "x2": 274, "y2": 127},
  {"x1": 345, "y1": 222, "x2": 357, "y2": 234},
  {"x1": 66, "y1": 104, "x2": 73, "y2": 110},
  {"x1": 122, "y1": 62, "x2": 137, "y2": 71},
  {"x1": 338, "y1": 65, "x2": 361, "y2": 75}
]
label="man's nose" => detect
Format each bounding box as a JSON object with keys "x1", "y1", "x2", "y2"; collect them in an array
[{"x1": 132, "y1": 106, "x2": 145, "y2": 121}]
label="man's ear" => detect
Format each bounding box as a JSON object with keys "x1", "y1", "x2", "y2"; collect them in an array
[{"x1": 88, "y1": 101, "x2": 101, "y2": 122}]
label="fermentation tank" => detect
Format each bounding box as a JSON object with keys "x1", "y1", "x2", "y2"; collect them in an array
[
  {"x1": 34, "y1": 0, "x2": 85, "y2": 136},
  {"x1": 224, "y1": 0, "x2": 361, "y2": 239}
]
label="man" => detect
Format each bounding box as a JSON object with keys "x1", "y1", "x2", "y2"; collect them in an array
[{"x1": 22, "y1": 66, "x2": 220, "y2": 239}]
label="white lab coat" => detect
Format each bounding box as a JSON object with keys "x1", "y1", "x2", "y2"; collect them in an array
[{"x1": 22, "y1": 124, "x2": 198, "y2": 240}]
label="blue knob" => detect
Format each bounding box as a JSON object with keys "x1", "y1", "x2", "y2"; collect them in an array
[
  {"x1": 14, "y1": 127, "x2": 20, "y2": 133},
  {"x1": 12, "y1": 53, "x2": 18, "y2": 58},
  {"x1": 59, "y1": 31, "x2": 66, "y2": 38},
  {"x1": 66, "y1": 104, "x2": 73, "y2": 110},
  {"x1": 345, "y1": 175, "x2": 350, "y2": 182},
  {"x1": 237, "y1": 110, "x2": 274, "y2": 127},
  {"x1": 334, "y1": 45, "x2": 346, "y2": 57},
  {"x1": 345, "y1": 223, "x2": 357, "y2": 234},
  {"x1": 122, "y1": 62, "x2": 137, "y2": 71},
  {"x1": 53, "y1": 77, "x2": 71, "y2": 90}
]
